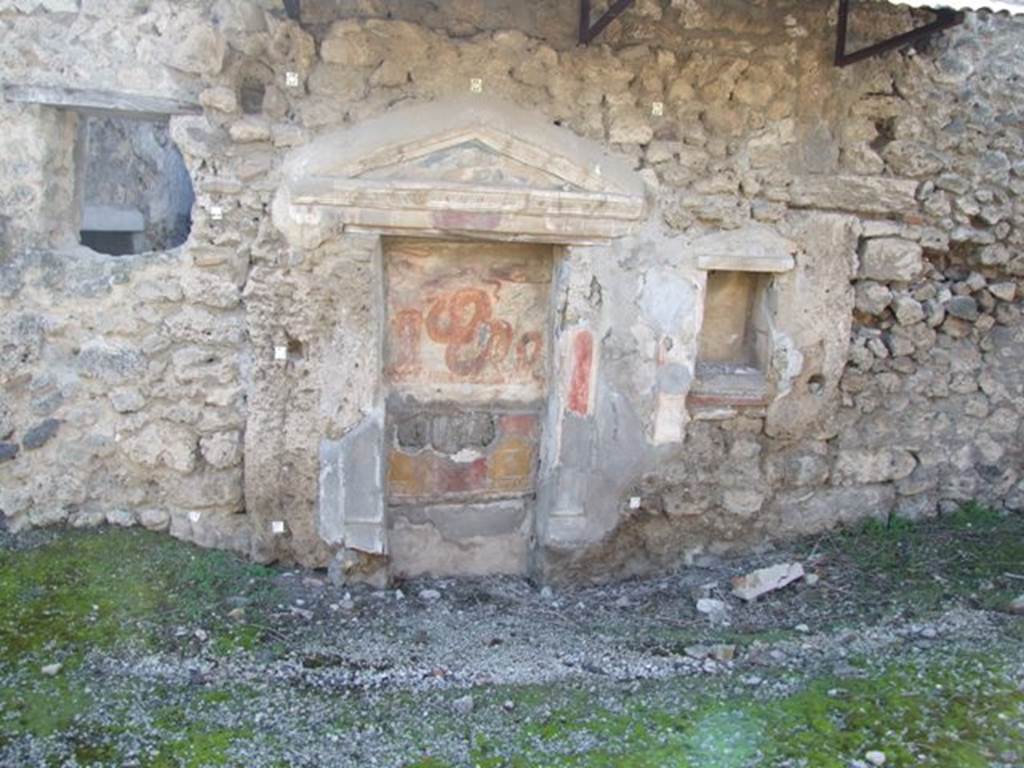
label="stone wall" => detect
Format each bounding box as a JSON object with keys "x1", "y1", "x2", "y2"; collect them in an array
[{"x1": 0, "y1": 0, "x2": 1022, "y2": 582}]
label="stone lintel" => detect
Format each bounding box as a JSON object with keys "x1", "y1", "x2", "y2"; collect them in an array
[
  {"x1": 3, "y1": 84, "x2": 201, "y2": 120},
  {"x1": 691, "y1": 225, "x2": 797, "y2": 273},
  {"x1": 781, "y1": 175, "x2": 920, "y2": 215}
]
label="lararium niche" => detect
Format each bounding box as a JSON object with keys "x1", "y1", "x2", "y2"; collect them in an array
[{"x1": 266, "y1": 98, "x2": 646, "y2": 580}]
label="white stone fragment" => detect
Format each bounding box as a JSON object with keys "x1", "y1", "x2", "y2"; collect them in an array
[{"x1": 731, "y1": 562, "x2": 805, "y2": 602}]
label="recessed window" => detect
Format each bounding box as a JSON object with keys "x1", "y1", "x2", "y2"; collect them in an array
[
  {"x1": 77, "y1": 116, "x2": 193, "y2": 255},
  {"x1": 693, "y1": 271, "x2": 772, "y2": 406}
]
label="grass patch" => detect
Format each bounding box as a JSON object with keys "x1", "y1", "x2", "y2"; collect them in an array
[
  {"x1": 809, "y1": 502, "x2": 1024, "y2": 618},
  {"x1": 404, "y1": 649, "x2": 1024, "y2": 767},
  {"x1": 0, "y1": 527, "x2": 277, "y2": 667}
]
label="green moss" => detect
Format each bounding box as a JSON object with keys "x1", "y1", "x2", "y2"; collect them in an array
[
  {"x1": 0, "y1": 676, "x2": 91, "y2": 737},
  {"x1": 0, "y1": 528, "x2": 276, "y2": 668},
  {"x1": 399, "y1": 649, "x2": 1024, "y2": 767},
  {"x1": 148, "y1": 725, "x2": 253, "y2": 768}
]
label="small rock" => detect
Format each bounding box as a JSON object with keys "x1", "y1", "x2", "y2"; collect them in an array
[
  {"x1": 1008, "y1": 595, "x2": 1024, "y2": 615},
  {"x1": 989, "y1": 282, "x2": 1017, "y2": 302},
  {"x1": 138, "y1": 508, "x2": 170, "y2": 531},
  {"x1": 731, "y1": 562, "x2": 806, "y2": 602},
  {"x1": 865, "y1": 750, "x2": 887, "y2": 766},
  {"x1": 965, "y1": 272, "x2": 987, "y2": 292},
  {"x1": 695, "y1": 597, "x2": 729, "y2": 623},
  {"x1": 194, "y1": 628, "x2": 208, "y2": 642},
  {"x1": 22, "y1": 418, "x2": 61, "y2": 451},
  {"x1": 946, "y1": 296, "x2": 979, "y2": 322},
  {"x1": 502, "y1": 700, "x2": 515, "y2": 712},
  {"x1": 105, "y1": 509, "x2": 135, "y2": 527},
  {"x1": 394, "y1": 589, "x2": 405, "y2": 600},
  {"x1": 614, "y1": 595, "x2": 631, "y2": 608},
  {"x1": 684, "y1": 644, "x2": 711, "y2": 660},
  {"x1": 803, "y1": 573, "x2": 820, "y2": 586},
  {"x1": 452, "y1": 695, "x2": 475, "y2": 715},
  {"x1": 419, "y1": 589, "x2": 441, "y2": 602},
  {"x1": 302, "y1": 577, "x2": 325, "y2": 589},
  {"x1": 919, "y1": 626, "x2": 938, "y2": 639},
  {"x1": 892, "y1": 295, "x2": 925, "y2": 325},
  {"x1": 710, "y1": 644, "x2": 737, "y2": 662},
  {"x1": 795, "y1": 623, "x2": 811, "y2": 634},
  {"x1": 0, "y1": 442, "x2": 19, "y2": 463},
  {"x1": 41, "y1": 663, "x2": 62, "y2": 677},
  {"x1": 540, "y1": 586, "x2": 554, "y2": 600},
  {"x1": 227, "y1": 607, "x2": 246, "y2": 622}
]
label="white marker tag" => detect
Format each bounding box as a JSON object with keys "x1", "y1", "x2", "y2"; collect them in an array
[
  {"x1": 651, "y1": 101, "x2": 664, "y2": 117},
  {"x1": 189, "y1": 511, "x2": 202, "y2": 523},
  {"x1": 271, "y1": 520, "x2": 286, "y2": 534},
  {"x1": 285, "y1": 71, "x2": 300, "y2": 88},
  {"x1": 470, "y1": 78, "x2": 483, "y2": 93},
  {"x1": 210, "y1": 206, "x2": 224, "y2": 221},
  {"x1": 274, "y1": 346, "x2": 287, "y2": 361},
  {"x1": 629, "y1": 496, "x2": 642, "y2": 510}
]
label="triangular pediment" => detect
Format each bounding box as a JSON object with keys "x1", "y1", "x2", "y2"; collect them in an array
[
  {"x1": 356, "y1": 137, "x2": 588, "y2": 193},
  {"x1": 276, "y1": 98, "x2": 646, "y2": 246}
]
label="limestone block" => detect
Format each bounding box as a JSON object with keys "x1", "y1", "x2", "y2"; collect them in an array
[
  {"x1": 881, "y1": 140, "x2": 948, "y2": 178},
  {"x1": 229, "y1": 118, "x2": 271, "y2": 144},
  {"x1": 833, "y1": 448, "x2": 916, "y2": 485},
  {"x1": 165, "y1": 24, "x2": 226, "y2": 76},
  {"x1": 170, "y1": 508, "x2": 250, "y2": 553},
  {"x1": 138, "y1": 508, "x2": 170, "y2": 531},
  {"x1": 721, "y1": 489, "x2": 765, "y2": 518},
  {"x1": 855, "y1": 281, "x2": 893, "y2": 315},
  {"x1": 199, "y1": 86, "x2": 238, "y2": 114},
  {"x1": 169, "y1": 470, "x2": 243, "y2": 509},
  {"x1": 771, "y1": 485, "x2": 895, "y2": 537},
  {"x1": 784, "y1": 176, "x2": 919, "y2": 215},
  {"x1": 106, "y1": 509, "x2": 136, "y2": 527},
  {"x1": 69, "y1": 509, "x2": 106, "y2": 528},
  {"x1": 859, "y1": 238, "x2": 923, "y2": 282},
  {"x1": 690, "y1": 225, "x2": 797, "y2": 272},
  {"x1": 321, "y1": 20, "x2": 384, "y2": 67},
  {"x1": 989, "y1": 282, "x2": 1016, "y2": 302},
  {"x1": 892, "y1": 295, "x2": 925, "y2": 326},
  {"x1": 607, "y1": 107, "x2": 653, "y2": 145},
  {"x1": 124, "y1": 421, "x2": 197, "y2": 473},
  {"x1": 200, "y1": 430, "x2": 242, "y2": 469}
]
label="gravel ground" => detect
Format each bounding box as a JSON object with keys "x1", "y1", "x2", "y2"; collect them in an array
[{"x1": 2, "y1": 513, "x2": 1023, "y2": 767}]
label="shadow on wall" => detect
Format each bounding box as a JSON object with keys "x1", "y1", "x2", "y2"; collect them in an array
[{"x1": 78, "y1": 116, "x2": 194, "y2": 256}]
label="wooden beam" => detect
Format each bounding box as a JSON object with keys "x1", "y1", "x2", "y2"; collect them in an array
[{"x1": 2, "y1": 84, "x2": 201, "y2": 120}]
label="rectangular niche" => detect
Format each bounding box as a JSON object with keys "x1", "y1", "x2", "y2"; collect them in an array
[
  {"x1": 384, "y1": 238, "x2": 554, "y2": 506},
  {"x1": 692, "y1": 270, "x2": 773, "y2": 406}
]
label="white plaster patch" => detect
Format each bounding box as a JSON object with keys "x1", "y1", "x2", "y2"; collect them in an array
[
  {"x1": 641, "y1": 270, "x2": 696, "y2": 334},
  {"x1": 452, "y1": 448, "x2": 484, "y2": 464}
]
